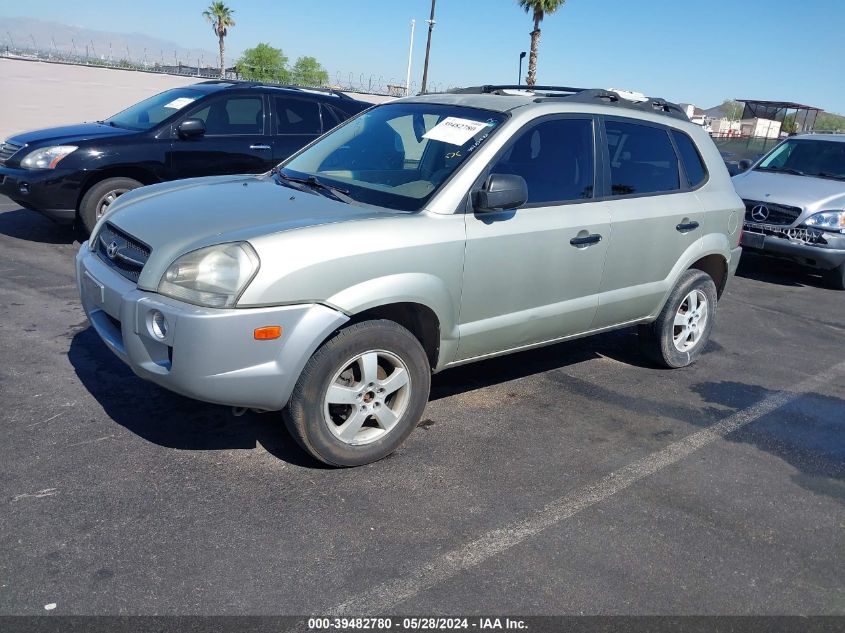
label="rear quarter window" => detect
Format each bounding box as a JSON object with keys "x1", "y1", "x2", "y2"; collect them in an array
[{"x1": 671, "y1": 130, "x2": 708, "y2": 188}]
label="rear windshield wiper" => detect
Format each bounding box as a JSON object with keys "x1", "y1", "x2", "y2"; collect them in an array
[{"x1": 272, "y1": 168, "x2": 353, "y2": 203}]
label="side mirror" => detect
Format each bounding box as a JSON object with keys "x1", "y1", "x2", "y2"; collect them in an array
[
  {"x1": 738, "y1": 159, "x2": 753, "y2": 172},
  {"x1": 474, "y1": 173, "x2": 528, "y2": 212},
  {"x1": 177, "y1": 118, "x2": 206, "y2": 139}
]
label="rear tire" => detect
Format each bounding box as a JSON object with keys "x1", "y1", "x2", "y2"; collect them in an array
[
  {"x1": 638, "y1": 269, "x2": 718, "y2": 368},
  {"x1": 78, "y1": 177, "x2": 142, "y2": 235},
  {"x1": 284, "y1": 319, "x2": 431, "y2": 467},
  {"x1": 823, "y1": 262, "x2": 845, "y2": 290}
]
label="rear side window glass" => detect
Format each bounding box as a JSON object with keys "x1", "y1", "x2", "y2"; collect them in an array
[
  {"x1": 276, "y1": 97, "x2": 321, "y2": 135},
  {"x1": 671, "y1": 130, "x2": 707, "y2": 187},
  {"x1": 321, "y1": 103, "x2": 342, "y2": 127},
  {"x1": 605, "y1": 120, "x2": 680, "y2": 195},
  {"x1": 491, "y1": 118, "x2": 594, "y2": 204},
  {"x1": 324, "y1": 104, "x2": 355, "y2": 126}
]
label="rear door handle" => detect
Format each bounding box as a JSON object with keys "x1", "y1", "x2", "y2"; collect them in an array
[
  {"x1": 569, "y1": 233, "x2": 603, "y2": 247},
  {"x1": 676, "y1": 221, "x2": 700, "y2": 233},
  {"x1": 250, "y1": 144, "x2": 271, "y2": 150}
]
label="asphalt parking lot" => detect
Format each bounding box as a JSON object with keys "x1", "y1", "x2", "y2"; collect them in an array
[{"x1": 0, "y1": 195, "x2": 843, "y2": 616}]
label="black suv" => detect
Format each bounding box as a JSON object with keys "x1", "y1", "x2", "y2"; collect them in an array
[{"x1": 0, "y1": 80, "x2": 370, "y2": 233}]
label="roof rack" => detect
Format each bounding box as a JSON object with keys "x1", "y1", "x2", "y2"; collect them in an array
[
  {"x1": 450, "y1": 84, "x2": 585, "y2": 96},
  {"x1": 446, "y1": 85, "x2": 689, "y2": 121},
  {"x1": 196, "y1": 79, "x2": 352, "y2": 99}
]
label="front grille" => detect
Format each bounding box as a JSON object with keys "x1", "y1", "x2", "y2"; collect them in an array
[
  {"x1": 743, "y1": 222, "x2": 828, "y2": 245},
  {"x1": 95, "y1": 223, "x2": 151, "y2": 283},
  {"x1": 743, "y1": 199, "x2": 802, "y2": 226},
  {"x1": 0, "y1": 141, "x2": 22, "y2": 165}
]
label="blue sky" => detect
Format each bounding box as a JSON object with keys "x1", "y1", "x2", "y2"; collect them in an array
[{"x1": 3, "y1": 0, "x2": 843, "y2": 112}]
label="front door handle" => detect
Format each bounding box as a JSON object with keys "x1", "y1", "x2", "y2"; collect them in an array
[
  {"x1": 569, "y1": 233, "x2": 603, "y2": 247},
  {"x1": 676, "y1": 220, "x2": 700, "y2": 233},
  {"x1": 250, "y1": 144, "x2": 271, "y2": 150}
]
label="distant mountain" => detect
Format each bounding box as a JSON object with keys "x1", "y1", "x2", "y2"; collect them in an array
[{"x1": 0, "y1": 16, "x2": 223, "y2": 67}]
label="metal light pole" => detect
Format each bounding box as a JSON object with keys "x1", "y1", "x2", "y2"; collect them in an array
[
  {"x1": 518, "y1": 51, "x2": 527, "y2": 85},
  {"x1": 420, "y1": 0, "x2": 437, "y2": 94},
  {"x1": 405, "y1": 19, "x2": 416, "y2": 96}
]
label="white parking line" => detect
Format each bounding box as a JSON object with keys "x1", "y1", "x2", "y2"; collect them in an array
[{"x1": 328, "y1": 360, "x2": 845, "y2": 615}]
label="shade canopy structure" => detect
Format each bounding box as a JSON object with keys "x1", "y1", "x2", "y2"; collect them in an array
[{"x1": 736, "y1": 99, "x2": 823, "y2": 133}]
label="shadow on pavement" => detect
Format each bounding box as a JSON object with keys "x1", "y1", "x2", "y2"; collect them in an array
[
  {"x1": 0, "y1": 206, "x2": 79, "y2": 245},
  {"x1": 68, "y1": 327, "x2": 325, "y2": 469},
  {"x1": 736, "y1": 251, "x2": 831, "y2": 290},
  {"x1": 70, "y1": 323, "x2": 666, "y2": 465},
  {"x1": 431, "y1": 326, "x2": 657, "y2": 401},
  {"x1": 692, "y1": 379, "x2": 845, "y2": 502}
]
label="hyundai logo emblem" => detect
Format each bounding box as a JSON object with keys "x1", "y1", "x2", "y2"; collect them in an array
[
  {"x1": 751, "y1": 205, "x2": 770, "y2": 222},
  {"x1": 106, "y1": 241, "x2": 120, "y2": 259}
]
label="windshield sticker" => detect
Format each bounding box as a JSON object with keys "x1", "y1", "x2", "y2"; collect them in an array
[
  {"x1": 423, "y1": 117, "x2": 490, "y2": 146},
  {"x1": 163, "y1": 97, "x2": 197, "y2": 110}
]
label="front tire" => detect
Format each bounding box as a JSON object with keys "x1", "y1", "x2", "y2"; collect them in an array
[
  {"x1": 78, "y1": 177, "x2": 142, "y2": 235},
  {"x1": 823, "y1": 261, "x2": 845, "y2": 290},
  {"x1": 638, "y1": 269, "x2": 718, "y2": 368},
  {"x1": 284, "y1": 320, "x2": 431, "y2": 467}
]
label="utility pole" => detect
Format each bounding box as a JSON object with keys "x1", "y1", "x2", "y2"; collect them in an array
[
  {"x1": 420, "y1": 0, "x2": 437, "y2": 94},
  {"x1": 405, "y1": 19, "x2": 416, "y2": 96}
]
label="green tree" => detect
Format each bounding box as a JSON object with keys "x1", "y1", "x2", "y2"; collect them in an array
[
  {"x1": 291, "y1": 56, "x2": 329, "y2": 86},
  {"x1": 518, "y1": 0, "x2": 567, "y2": 86},
  {"x1": 782, "y1": 114, "x2": 798, "y2": 134},
  {"x1": 203, "y1": 2, "x2": 236, "y2": 79},
  {"x1": 815, "y1": 112, "x2": 845, "y2": 132},
  {"x1": 236, "y1": 43, "x2": 290, "y2": 83},
  {"x1": 719, "y1": 99, "x2": 743, "y2": 120}
]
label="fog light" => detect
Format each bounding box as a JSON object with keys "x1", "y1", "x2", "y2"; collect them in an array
[{"x1": 150, "y1": 310, "x2": 168, "y2": 340}]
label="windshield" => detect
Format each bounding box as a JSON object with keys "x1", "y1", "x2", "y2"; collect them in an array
[
  {"x1": 757, "y1": 139, "x2": 845, "y2": 180},
  {"x1": 105, "y1": 88, "x2": 205, "y2": 131},
  {"x1": 279, "y1": 103, "x2": 507, "y2": 211}
]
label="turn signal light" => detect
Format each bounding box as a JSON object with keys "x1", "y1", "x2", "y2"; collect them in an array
[{"x1": 254, "y1": 326, "x2": 282, "y2": 340}]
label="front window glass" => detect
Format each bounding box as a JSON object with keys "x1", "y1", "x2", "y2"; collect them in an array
[
  {"x1": 106, "y1": 88, "x2": 204, "y2": 131},
  {"x1": 189, "y1": 96, "x2": 264, "y2": 135},
  {"x1": 280, "y1": 103, "x2": 506, "y2": 211},
  {"x1": 757, "y1": 139, "x2": 845, "y2": 180},
  {"x1": 491, "y1": 118, "x2": 594, "y2": 204}
]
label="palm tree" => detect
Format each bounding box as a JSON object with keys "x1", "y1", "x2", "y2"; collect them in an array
[
  {"x1": 518, "y1": 0, "x2": 566, "y2": 86},
  {"x1": 203, "y1": 2, "x2": 235, "y2": 79}
]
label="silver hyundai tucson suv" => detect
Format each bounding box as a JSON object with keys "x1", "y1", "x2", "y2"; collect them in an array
[
  {"x1": 733, "y1": 133, "x2": 845, "y2": 289},
  {"x1": 76, "y1": 85, "x2": 744, "y2": 466}
]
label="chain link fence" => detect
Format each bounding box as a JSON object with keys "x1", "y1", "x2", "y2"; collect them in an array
[
  {"x1": 1, "y1": 37, "x2": 455, "y2": 97},
  {"x1": 711, "y1": 136, "x2": 782, "y2": 163}
]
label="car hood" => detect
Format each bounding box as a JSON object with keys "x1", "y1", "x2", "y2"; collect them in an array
[
  {"x1": 7, "y1": 122, "x2": 136, "y2": 148},
  {"x1": 732, "y1": 169, "x2": 845, "y2": 213},
  {"x1": 99, "y1": 174, "x2": 396, "y2": 290}
]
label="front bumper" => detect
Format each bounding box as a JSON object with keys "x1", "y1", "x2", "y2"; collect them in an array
[
  {"x1": 741, "y1": 224, "x2": 845, "y2": 271},
  {"x1": 0, "y1": 165, "x2": 80, "y2": 223},
  {"x1": 76, "y1": 245, "x2": 349, "y2": 410}
]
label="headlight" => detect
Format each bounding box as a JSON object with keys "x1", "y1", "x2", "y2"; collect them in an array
[
  {"x1": 20, "y1": 145, "x2": 78, "y2": 169},
  {"x1": 158, "y1": 242, "x2": 260, "y2": 308},
  {"x1": 803, "y1": 210, "x2": 845, "y2": 232}
]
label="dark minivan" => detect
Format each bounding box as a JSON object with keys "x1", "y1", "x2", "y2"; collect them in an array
[{"x1": 0, "y1": 80, "x2": 370, "y2": 233}]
